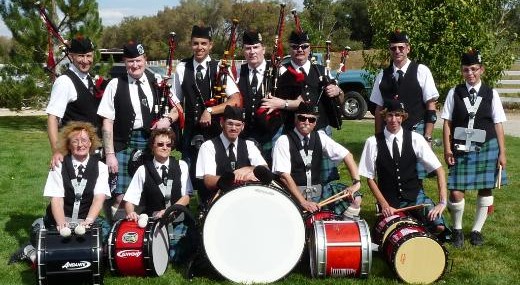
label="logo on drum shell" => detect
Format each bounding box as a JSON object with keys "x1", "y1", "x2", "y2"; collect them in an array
[
  {"x1": 122, "y1": 232, "x2": 139, "y2": 243},
  {"x1": 61, "y1": 261, "x2": 91, "y2": 270},
  {"x1": 331, "y1": 268, "x2": 357, "y2": 277},
  {"x1": 117, "y1": 250, "x2": 143, "y2": 258}
]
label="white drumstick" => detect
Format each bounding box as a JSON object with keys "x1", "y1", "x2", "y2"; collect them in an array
[
  {"x1": 138, "y1": 213, "x2": 149, "y2": 228},
  {"x1": 60, "y1": 227, "x2": 71, "y2": 237},
  {"x1": 74, "y1": 224, "x2": 86, "y2": 236}
]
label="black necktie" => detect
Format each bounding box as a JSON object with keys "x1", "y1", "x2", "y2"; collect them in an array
[
  {"x1": 87, "y1": 75, "x2": 95, "y2": 96},
  {"x1": 469, "y1": 88, "x2": 477, "y2": 105},
  {"x1": 136, "y1": 80, "x2": 150, "y2": 111},
  {"x1": 77, "y1": 165, "x2": 84, "y2": 183},
  {"x1": 251, "y1": 69, "x2": 258, "y2": 95},
  {"x1": 228, "y1": 142, "x2": 236, "y2": 162},
  {"x1": 299, "y1": 67, "x2": 307, "y2": 79},
  {"x1": 397, "y1": 70, "x2": 404, "y2": 86},
  {"x1": 196, "y1": 65, "x2": 204, "y2": 86},
  {"x1": 161, "y1": 165, "x2": 168, "y2": 186},
  {"x1": 392, "y1": 137, "x2": 400, "y2": 164},
  {"x1": 303, "y1": 136, "x2": 309, "y2": 155}
]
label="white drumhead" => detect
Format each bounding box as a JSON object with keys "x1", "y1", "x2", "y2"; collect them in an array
[
  {"x1": 151, "y1": 222, "x2": 170, "y2": 276},
  {"x1": 203, "y1": 185, "x2": 305, "y2": 284}
]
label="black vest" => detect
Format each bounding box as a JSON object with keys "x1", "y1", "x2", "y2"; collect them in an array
[
  {"x1": 212, "y1": 137, "x2": 251, "y2": 175},
  {"x1": 451, "y1": 84, "x2": 497, "y2": 147},
  {"x1": 180, "y1": 58, "x2": 221, "y2": 139},
  {"x1": 375, "y1": 131, "x2": 421, "y2": 208},
  {"x1": 62, "y1": 69, "x2": 102, "y2": 130},
  {"x1": 113, "y1": 71, "x2": 158, "y2": 151},
  {"x1": 139, "y1": 158, "x2": 182, "y2": 216},
  {"x1": 277, "y1": 63, "x2": 331, "y2": 130},
  {"x1": 45, "y1": 155, "x2": 100, "y2": 225},
  {"x1": 379, "y1": 62, "x2": 425, "y2": 130},
  {"x1": 287, "y1": 131, "x2": 322, "y2": 186}
]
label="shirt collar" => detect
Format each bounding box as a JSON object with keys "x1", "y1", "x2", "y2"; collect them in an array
[
  {"x1": 384, "y1": 127, "x2": 403, "y2": 142},
  {"x1": 193, "y1": 56, "x2": 211, "y2": 70},
  {"x1": 465, "y1": 81, "x2": 482, "y2": 93},
  {"x1": 219, "y1": 133, "x2": 237, "y2": 149},
  {"x1": 128, "y1": 73, "x2": 148, "y2": 85},
  {"x1": 293, "y1": 127, "x2": 310, "y2": 141},
  {"x1": 393, "y1": 59, "x2": 411, "y2": 74},
  {"x1": 72, "y1": 155, "x2": 90, "y2": 168},
  {"x1": 290, "y1": 60, "x2": 311, "y2": 75},
  {"x1": 69, "y1": 65, "x2": 89, "y2": 80},
  {"x1": 153, "y1": 157, "x2": 170, "y2": 169},
  {"x1": 249, "y1": 59, "x2": 267, "y2": 74}
]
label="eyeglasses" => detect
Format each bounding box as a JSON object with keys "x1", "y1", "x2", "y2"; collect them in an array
[
  {"x1": 70, "y1": 139, "x2": 90, "y2": 146},
  {"x1": 389, "y1": 45, "x2": 406, "y2": 52},
  {"x1": 462, "y1": 67, "x2": 481, "y2": 74},
  {"x1": 155, "y1": 142, "x2": 172, "y2": 148},
  {"x1": 290, "y1": 44, "x2": 310, "y2": 50},
  {"x1": 225, "y1": 121, "x2": 244, "y2": 128},
  {"x1": 297, "y1": 115, "x2": 317, "y2": 123}
]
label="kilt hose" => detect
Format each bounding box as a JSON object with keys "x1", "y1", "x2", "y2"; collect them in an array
[{"x1": 448, "y1": 138, "x2": 508, "y2": 190}]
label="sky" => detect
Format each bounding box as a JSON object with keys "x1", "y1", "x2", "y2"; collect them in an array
[{"x1": 0, "y1": 0, "x2": 304, "y2": 38}]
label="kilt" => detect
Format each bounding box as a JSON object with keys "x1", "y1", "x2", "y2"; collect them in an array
[
  {"x1": 259, "y1": 126, "x2": 284, "y2": 167},
  {"x1": 319, "y1": 126, "x2": 340, "y2": 184},
  {"x1": 448, "y1": 138, "x2": 508, "y2": 190},
  {"x1": 113, "y1": 130, "x2": 149, "y2": 195},
  {"x1": 412, "y1": 121, "x2": 427, "y2": 179},
  {"x1": 399, "y1": 189, "x2": 447, "y2": 233},
  {"x1": 320, "y1": 181, "x2": 363, "y2": 215}
]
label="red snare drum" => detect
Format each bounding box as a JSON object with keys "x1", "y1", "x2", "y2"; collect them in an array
[
  {"x1": 309, "y1": 220, "x2": 372, "y2": 278},
  {"x1": 383, "y1": 224, "x2": 448, "y2": 284},
  {"x1": 373, "y1": 212, "x2": 419, "y2": 245},
  {"x1": 108, "y1": 219, "x2": 169, "y2": 276},
  {"x1": 36, "y1": 226, "x2": 103, "y2": 285},
  {"x1": 304, "y1": 210, "x2": 339, "y2": 229}
]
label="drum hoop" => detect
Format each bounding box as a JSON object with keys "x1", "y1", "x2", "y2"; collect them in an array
[
  {"x1": 144, "y1": 220, "x2": 169, "y2": 276},
  {"x1": 107, "y1": 219, "x2": 123, "y2": 273},
  {"x1": 203, "y1": 184, "x2": 305, "y2": 283},
  {"x1": 357, "y1": 219, "x2": 372, "y2": 278},
  {"x1": 89, "y1": 226, "x2": 102, "y2": 281},
  {"x1": 382, "y1": 224, "x2": 428, "y2": 253},
  {"x1": 36, "y1": 228, "x2": 47, "y2": 283}
]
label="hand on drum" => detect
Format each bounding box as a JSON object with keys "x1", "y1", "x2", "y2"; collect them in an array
[
  {"x1": 152, "y1": 210, "x2": 166, "y2": 219},
  {"x1": 126, "y1": 211, "x2": 140, "y2": 222},
  {"x1": 233, "y1": 168, "x2": 257, "y2": 184},
  {"x1": 301, "y1": 200, "x2": 320, "y2": 213},
  {"x1": 427, "y1": 203, "x2": 446, "y2": 221},
  {"x1": 381, "y1": 205, "x2": 398, "y2": 218}
]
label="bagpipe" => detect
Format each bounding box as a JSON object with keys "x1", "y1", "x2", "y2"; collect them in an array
[
  {"x1": 35, "y1": 1, "x2": 107, "y2": 98},
  {"x1": 152, "y1": 32, "x2": 185, "y2": 129},
  {"x1": 209, "y1": 19, "x2": 239, "y2": 107},
  {"x1": 254, "y1": 3, "x2": 286, "y2": 132}
]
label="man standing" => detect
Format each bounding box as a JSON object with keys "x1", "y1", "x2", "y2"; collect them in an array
[
  {"x1": 272, "y1": 103, "x2": 361, "y2": 217},
  {"x1": 98, "y1": 41, "x2": 177, "y2": 218},
  {"x1": 359, "y1": 101, "x2": 449, "y2": 236},
  {"x1": 195, "y1": 106, "x2": 268, "y2": 207},
  {"x1": 46, "y1": 36, "x2": 102, "y2": 168},
  {"x1": 237, "y1": 30, "x2": 282, "y2": 165},
  {"x1": 442, "y1": 49, "x2": 507, "y2": 248}
]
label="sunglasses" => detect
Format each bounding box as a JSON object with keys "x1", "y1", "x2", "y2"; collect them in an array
[
  {"x1": 155, "y1": 142, "x2": 172, "y2": 148},
  {"x1": 297, "y1": 115, "x2": 317, "y2": 123},
  {"x1": 290, "y1": 44, "x2": 310, "y2": 50},
  {"x1": 389, "y1": 45, "x2": 406, "y2": 52}
]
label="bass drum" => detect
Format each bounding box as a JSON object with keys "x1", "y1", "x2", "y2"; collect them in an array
[
  {"x1": 309, "y1": 220, "x2": 372, "y2": 278},
  {"x1": 108, "y1": 219, "x2": 169, "y2": 277},
  {"x1": 383, "y1": 224, "x2": 448, "y2": 284},
  {"x1": 36, "y1": 226, "x2": 103, "y2": 285},
  {"x1": 203, "y1": 184, "x2": 305, "y2": 284}
]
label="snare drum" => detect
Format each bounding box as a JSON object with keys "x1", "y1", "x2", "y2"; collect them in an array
[
  {"x1": 108, "y1": 219, "x2": 169, "y2": 276},
  {"x1": 383, "y1": 224, "x2": 448, "y2": 284},
  {"x1": 36, "y1": 226, "x2": 103, "y2": 285},
  {"x1": 304, "y1": 210, "x2": 339, "y2": 229},
  {"x1": 203, "y1": 184, "x2": 305, "y2": 284},
  {"x1": 373, "y1": 212, "x2": 419, "y2": 245},
  {"x1": 309, "y1": 220, "x2": 372, "y2": 278}
]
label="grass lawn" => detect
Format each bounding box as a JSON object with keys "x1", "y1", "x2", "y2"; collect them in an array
[{"x1": 0, "y1": 116, "x2": 518, "y2": 284}]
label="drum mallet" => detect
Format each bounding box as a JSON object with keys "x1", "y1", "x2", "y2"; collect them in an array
[
  {"x1": 74, "y1": 224, "x2": 86, "y2": 236},
  {"x1": 375, "y1": 203, "x2": 431, "y2": 216},
  {"x1": 138, "y1": 213, "x2": 149, "y2": 228},
  {"x1": 60, "y1": 226, "x2": 72, "y2": 237}
]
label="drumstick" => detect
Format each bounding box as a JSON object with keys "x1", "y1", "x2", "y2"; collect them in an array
[
  {"x1": 319, "y1": 189, "x2": 349, "y2": 205},
  {"x1": 318, "y1": 192, "x2": 352, "y2": 208},
  {"x1": 496, "y1": 165, "x2": 502, "y2": 189},
  {"x1": 375, "y1": 203, "x2": 431, "y2": 217}
]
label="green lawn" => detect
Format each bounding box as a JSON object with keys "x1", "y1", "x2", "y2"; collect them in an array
[{"x1": 1, "y1": 116, "x2": 518, "y2": 284}]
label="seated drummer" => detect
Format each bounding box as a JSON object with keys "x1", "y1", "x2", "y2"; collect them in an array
[
  {"x1": 123, "y1": 128, "x2": 194, "y2": 263},
  {"x1": 9, "y1": 121, "x2": 111, "y2": 265},
  {"x1": 358, "y1": 100, "x2": 450, "y2": 238},
  {"x1": 272, "y1": 102, "x2": 362, "y2": 217},
  {"x1": 195, "y1": 105, "x2": 268, "y2": 207}
]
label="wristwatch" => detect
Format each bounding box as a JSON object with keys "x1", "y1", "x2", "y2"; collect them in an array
[
  {"x1": 424, "y1": 135, "x2": 433, "y2": 143},
  {"x1": 352, "y1": 179, "x2": 361, "y2": 185},
  {"x1": 206, "y1": 107, "x2": 213, "y2": 114}
]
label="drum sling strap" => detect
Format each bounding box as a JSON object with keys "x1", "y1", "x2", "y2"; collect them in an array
[
  {"x1": 289, "y1": 132, "x2": 322, "y2": 200},
  {"x1": 71, "y1": 168, "x2": 87, "y2": 223},
  {"x1": 454, "y1": 92, "x2": 486, "y2": 152}
]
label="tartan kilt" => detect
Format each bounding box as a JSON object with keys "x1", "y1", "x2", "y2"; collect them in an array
[
  {"x1": 448, "y1": 138, "x2": 508, "y2": 190},
  {"x1": 412, "y1": 121, "x2": 428, "y2": 179},
  {"x1": 321, "y1": 181, "x2": 362, "y2": 215},
  {"x1": 113, "y1": 130, "x2": 149, "y2": 195},
  {"x1": 319, "y1": 126, "x2": 340, "y2": 184},
  {"x1": 260, "y1": 126, "x2": 284, "y2": 166},
  {"x1": 399, "y1": 189, "x2": 447, "y2": 232}
]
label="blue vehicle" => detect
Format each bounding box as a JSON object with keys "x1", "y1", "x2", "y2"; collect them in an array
[{"x1": 333, "y1": 69, "x2": 375, "y2": 119}]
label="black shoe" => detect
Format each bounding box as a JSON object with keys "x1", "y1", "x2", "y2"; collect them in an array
[
  {"x1": 470, "y1": 231, "x2": 484, "y2": 246},
  {"x1": 452, "y1": 229, "x2": 464, "y2": 248},
  {"x1": 8, "y1": 245, "x2": 28, "y2": 265}
]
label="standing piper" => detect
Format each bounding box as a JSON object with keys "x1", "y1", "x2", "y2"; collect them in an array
[
  {"x1": 442, "y1": 49, "x2": 507, "y2": 248},
  {"x1": 97, "y1": 41, "x2": 178, "y2": 220}
]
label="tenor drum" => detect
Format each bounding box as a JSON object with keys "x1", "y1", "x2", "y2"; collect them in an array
[
  {"x1": 309, "y1": 220, "x2": 372, "y2": 278},
  {"x1": 108, "y1": 219, "x2": 169, "y2": 276},
  {"x1": 203, "y1": 184, "x2": 305, "y2": 284},
  {"x1": 36, "y1": 227, "x2": 103, "y2": 285},
  {"x1": 383, "y1": 224, "x2": 448, "y2": 284},
  {"x1": 373, "y1": 212, "x2": 419, "y2": 245}
]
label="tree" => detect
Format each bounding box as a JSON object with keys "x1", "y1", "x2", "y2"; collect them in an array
[
  {"x1": 364, "y1": 0, "x2": 519, "y2": 102},
  {"x1": 0, "y1": 0, "x2": 102, "y2": 109}
]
